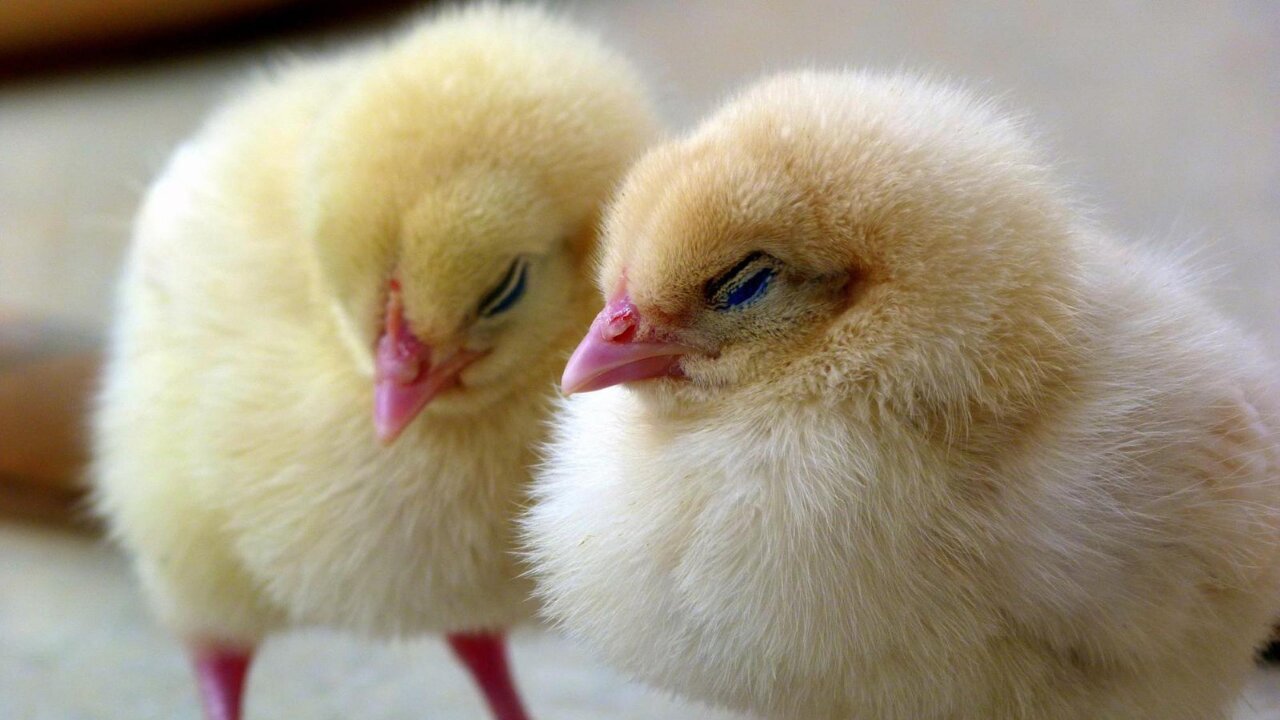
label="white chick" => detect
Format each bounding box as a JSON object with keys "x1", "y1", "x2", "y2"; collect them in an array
[
  {"x1": 524, "y1": 71, "x2": 1280, "y2": 720},
  {"x1": 91, "y1": 5, "x2": 658, "y2": 719}
]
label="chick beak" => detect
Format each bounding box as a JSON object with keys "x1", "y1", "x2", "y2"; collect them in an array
[
  {"x1": 561, "y1": 294, "x2": 694, "y2": 395},
  {"x1": 374, "y1": 282, "x2": 484, "y2": 445}
]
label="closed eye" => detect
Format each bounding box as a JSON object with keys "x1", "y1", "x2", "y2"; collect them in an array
[
  {"x1": 478, "y1": 258, "x2": 529, "y2": 318},
  {"x1": 706, "y1": 251, "x2": 778, "y2": 311},
  {"x1": 722, "y1": 268, "x2": 773, "y2": 309}
]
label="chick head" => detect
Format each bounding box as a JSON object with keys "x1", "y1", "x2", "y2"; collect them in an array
[
  {"x1": 564, "y1": 71, "x2": 1083, "y2": 423},
  {"x1": 301, "y1": 5, "x2": 658, "y2": 442}
]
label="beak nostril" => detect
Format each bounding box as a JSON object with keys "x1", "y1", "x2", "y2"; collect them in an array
[
  {"x1": 377, "y1": 332, "x2": 429, "y2": 384},
  {"x1": 602, "y1": 311, "x2": 637, "y2": 343},
  {"x1": 599, "y1": 296, "x2": 640, "y2": 343}
]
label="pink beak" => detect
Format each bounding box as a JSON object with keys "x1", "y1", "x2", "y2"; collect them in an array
[
  {"x1": 561, "y1": 295, "x2": 693, "y2": 395},
  {"x1": 374, "y1": 282, "x2": 484, "y2": 445}
]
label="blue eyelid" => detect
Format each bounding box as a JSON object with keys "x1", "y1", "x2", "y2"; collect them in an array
[
  {"x1": 479, "y1": 260, "x2": 528, "y2": 317},
  {"x1": 718, "y1": 267, "x2": 774, "y2": 310}
]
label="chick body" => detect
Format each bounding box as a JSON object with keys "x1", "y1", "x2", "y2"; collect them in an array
[
  {"x1": 525, "y1": 72, "x2": 1280, "y2": 720},
  {"x1": 92, "y1": 5, "x2": 657, "y2": 717}
]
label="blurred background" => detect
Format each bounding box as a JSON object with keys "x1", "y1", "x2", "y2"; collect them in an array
[{"x1": 1, "y1": 1, "x2": 1277, "y2": 717}]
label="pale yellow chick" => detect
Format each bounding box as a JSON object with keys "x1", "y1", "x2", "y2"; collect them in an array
[
  {"x1": 525, "y1": 71, "x2": 1280, "y2": 719},
  {"x1": 91, "y1": 6, "x2": 658, "y2": 719}
]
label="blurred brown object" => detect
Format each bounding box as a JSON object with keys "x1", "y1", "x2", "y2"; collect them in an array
[
  {"x1": 0, "y1": 312, "x2": 101, "y2": 529},
  {"x1": 0, "y1": 0, "x2": 303, "y2": 59},
  {"x1": 0, "y1": 0, "x2": 423, "y2": 80}
]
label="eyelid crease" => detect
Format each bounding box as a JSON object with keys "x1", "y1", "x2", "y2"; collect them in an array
[
  {"x1": 478, "y1": 257, "x2": 528, "y2": 317},
  {"x1": 705, "y1": 251, "x2": 778, "y2": 308},
  {"x1": 715, "y1": 266, "x2": 774, "y2": 310},
  {"x1": 706, "y1": 251, "x2": 767, "y2": 297}
]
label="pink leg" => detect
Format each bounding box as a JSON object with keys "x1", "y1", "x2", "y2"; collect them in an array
[
  {"x1": 190, "y1": 645, "x2": 254, "y2": 720},
  {"x1": 446, "y1": 632, "x2": 532, "y2": 720}
]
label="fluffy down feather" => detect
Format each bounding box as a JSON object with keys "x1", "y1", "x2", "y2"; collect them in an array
[
  {"x1": 91, "y1": 4, "x2": 657, "y2": 717},
  {"x1": 524, "y1": 71, "x2": 1280, "y2": 720}
]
